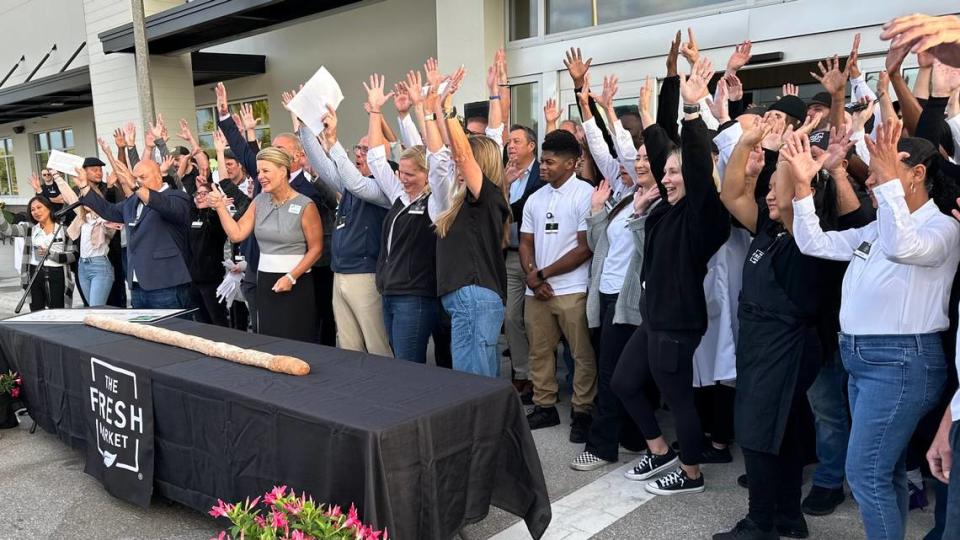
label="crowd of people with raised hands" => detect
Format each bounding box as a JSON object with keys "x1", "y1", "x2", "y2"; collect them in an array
[{"x1": 5, "y1": 10, "x2": 960, "y2": 539}]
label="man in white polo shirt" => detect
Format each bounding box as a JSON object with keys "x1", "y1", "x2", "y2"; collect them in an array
[{"x1": 520, "y1": 129, "x2": 597, "y2": 443}]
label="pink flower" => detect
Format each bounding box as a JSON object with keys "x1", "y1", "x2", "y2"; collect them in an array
[
  {"x1": 270, "y1": 511, "x2": 288, "y2": 529},
  {"x1": 209, "y1": 499, "x2": 231, "y2": 518},
  {"x1": 254, "y1": 515, "x2": 266, "y2": 528},
  {"x1": 213, "y1": 532, "x2": 227, "y2": 540},
  {"x1": 344, "y1": 504, "x2": 361, "y2": 529},
  {"x1": 10, "y1": 387, "x2": 19, "y2": 398},
  {"x1": 283, "y1": 500, "x2": 302, "y2": 515},
  {"x1": 290, "y1": 531, "x2": 313, "y2": 540},
  {"x1": 264, "y1": 485, "x2": 287, "y2": 505},
  {"x1": 326, "y1": 505, "x2": 342, "y2": 518}
]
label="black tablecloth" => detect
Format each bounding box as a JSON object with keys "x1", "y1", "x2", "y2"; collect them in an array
[{"x1": 0, "y1": 318, "x2": 551, "y2": 539}]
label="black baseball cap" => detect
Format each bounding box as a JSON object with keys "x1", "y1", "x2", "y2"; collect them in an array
[
  {"x1": 808, "y1": 92, "x2": 832, "y2": 109},
  {"x1": 82, "y1": 157, "x2": 105, "y2": 168}
]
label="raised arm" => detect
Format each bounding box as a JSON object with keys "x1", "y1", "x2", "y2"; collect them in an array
[
  {"x1": 215, "y1": 83, "x2": 259, "y2": 184},
  {"x1": 886, "y1": 43, "x2": 923, "y2": 135},
  {"x1": 207, "y1": 190, "x2": 256, "y2": 243},
  {"x1": 484, "y1": 49, "x2": 505, "y2": 149},
  {"x1": 74, "y1": 166, "x2": 126, "y2": 223},
  {"x1": 678, "y1": 57, "x2": 721, "y2": 210},
  {"x1": 442, "y1": 68, "x2": 484, "y2": 199},
  {"x1": 810, "y1": 54, "x2": 850, "y2": 130},
  {"x1": 544, "y1": 98, "x2": 561, "y2": 134},
  {"x1": 579, "y1": 74, "x2": 624, "y2": 187},
  {"x1": 721, "y1": 117, "x2": 771, "y2": 233}
]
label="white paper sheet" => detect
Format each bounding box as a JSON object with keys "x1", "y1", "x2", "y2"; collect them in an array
[
  {"x1": 287, "y1": 66, "x2": 344, "y2": 136},
  {"x1": 0, "y1": 308, "x2": 191, "y2": 324},
  {"x1": 45, "y1": 150, "x2": 85, "y2": 177}
]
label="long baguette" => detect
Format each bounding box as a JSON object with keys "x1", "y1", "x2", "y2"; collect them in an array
[{"x1": 83, "y1": 315, "x2": 310, "y2": 376}]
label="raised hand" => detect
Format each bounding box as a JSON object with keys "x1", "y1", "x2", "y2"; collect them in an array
[
  {"x1": 206, "y1": 188, "x2": 225, "y2": 209},
  {"x1": 598, "y1": 75, "x2": 619, "y2": 110},
  {"x1": 149, "y1": 113, "x2": 164, "y2": 141},
  {"x1": 745, "y1": 146, "x2": 765, "y2": 178},
  {"x1": 73, "y1": 167, "x2": 89, "y2": 189},
  {"x1": 322, "y1": 104, "x2": 338, "y2": 145},
  {"x1": 885, "y1": 41, "x2": 911, "y2": 75},
  {"x1": 848, "y1": 33, "x2": 862, "y2": 78},
  {"x1": 666, "y1": 30, "x2": 682, "y2": 77},
  {"x1": 504, "y1": 159, "x2": 524, "y2": 185},
  {"x1": 543, "y1": 98, "x2": 561, "y2": 125},
  {"x1": 563, "y1": 47, "x2": 593, "y2": 88},
  {"x1": 576, "y1": 73, "x2": 592, "y2": 112},
  {"x1": 144, "y1": 129, "x2": 156, "y2": 148},
  {"x1": 811, "y1": 55, "x2": 849, "y2": 94},
  {"x1": 29, "y1": 174, "x2": 41, "y2": 193},
  {"x1": 933, "y1": 62, "x2": 960, "y2": 97},
  {"x1": 877, "y1": 70, "x2": 891, "y2": 96},
  {"x1": 781, "y1": 83, "x2": 799, "y2": 97},
  {"x1": 680, "y1": 57, "x2": 713, "y2": 105},
  {"x1": 850, "y1": 97, "x2": 876, "y2": 131},
  {"x1": 440, "y1": 66, "x2": 465, "y2": 106},
  {"x1": 405, "y1": 70, "x2": 424, "y2": 106},
  {"x1": 392, "y1": 83, "x2": 412, "y2": 115},
  {"x1": 213, "y1": 128, "x2": 227, "y2": 154},
  {"x1": 424, "y1": 57, "x2": 442, "y2": 89},
  {"x1": 781, "y1": 131, "x2": 829, "y2": 188},
  {"x1": 639, "y1": 75, "x2": 654, "y2": 126},
  {"x1": 123, "y1": 122, "x2": 136, "y2": 147},
  {"x1": 740, "y1": 115, "x2": 774, "y2": 147},
  {"x1": 215, "y1": 82, "x2": 229, "y2": 117},
  {"x1": 97, "y1": 137, "x2": 112, "y2": 155},
  {"x1": 707, "y1": 77, "x2": 730, "y2": 122},
  {"x1": 113, "y1": 128, "x2": 126, "y2": 149},
  {"x1": 864, "y1": 118, "x2": 907, "y2": 185},
  {"x1": 178, "y1": 118, "x2": 195, "y2": 144},
  {"x1": 823, "y1": 124, "x2": 854, "y2": 171},
  {"x1": 726, "y1": 40, "x2": 752, "y2": 74},
  {"x1": 680, "y1": 27, "x2": 700, "y2": 67},
  {"x1": 240, "y1": 102, "x2": 259, "y2": 131},
  {"x1": 881, "y1": 13, "x2": 960, "y2": 68},
  {"x1": 633, "y1": 184, "x2": 662, "y2": 215},
  {"x1": 159, "y1": 154, "x2": 175, "y2": 176},
  {"x1": 495, "y1": 47, "x2": 508, "y2": 87},
  {"x1": 591, "y1": 179, "x2": 612, "y2": 213},
  {"x1": 796, "y1": 111, "x2": 824, "y2": 138},
  {"x1": 106, "y1": 172, "x2": 118, "y2": 189},
  {"x1": 724, "y1": 73, "x2": 743, "y2": 101}
]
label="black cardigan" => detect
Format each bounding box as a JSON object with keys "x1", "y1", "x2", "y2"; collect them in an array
[{"x1": 640, "y1": 117, "x2": 731, "y2": 334}]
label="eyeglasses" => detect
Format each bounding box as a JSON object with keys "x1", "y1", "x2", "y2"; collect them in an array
[
  {"x1": 353, "y1": 145, "x2": 369, "y2": 153},
  {"x1": 41, "y1": 173, "x2": 51, "y2": 178}
]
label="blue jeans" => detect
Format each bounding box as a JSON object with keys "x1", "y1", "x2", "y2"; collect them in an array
[
  {"x1": 131, "y1": 283, "x2": 193, "y2": 310},
  {"x1": 442, "y1": 285, "x2": 503, "y2": 378},
  {"x1": 78, "y1": 256, "x2": 115, "y2": 307},
  {"x1": 382, "y1": 294, "x2": 438, "y2": 363},
  {"x1": 841, "y1": 333, "x2": 947, "y2": 540},
  {"x1": 807, "y1": 351, "x2": 850, "y2": 489}
]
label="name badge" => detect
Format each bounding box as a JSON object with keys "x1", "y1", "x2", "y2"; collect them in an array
[
  {"x1": 191, "y1": 220, "x2": 203, "y2": 229},
  {"x1": 853, "y1": 241, "x2": 872, "y2": 260},
  {"x1": 234, "y1": 255, "x2": 245, "y2": 262},
  {"x1": 288, "y1": 204, "x2": 302, "y2": 215},
  {"x1": 335, "y1": 214, "x2": 347, "y2": 229},
  {"x1": 544, "y1": 222, "x2": 559, "y2": 234}
]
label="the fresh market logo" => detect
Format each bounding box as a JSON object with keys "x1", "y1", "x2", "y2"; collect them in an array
[{"x1": 89, "y1": 357, "x2": 144, "y2": 475}]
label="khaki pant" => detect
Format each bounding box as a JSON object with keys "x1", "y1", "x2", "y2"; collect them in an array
[
  {"x1": 504, "y1": 251, "x2": 530, "y2": 380},
  {"x1": 332, "y1": 272, "x2": 393, "y2": 357},
  {"x1": 525, "y1": 292, "x2": 597, "y2": 412}
]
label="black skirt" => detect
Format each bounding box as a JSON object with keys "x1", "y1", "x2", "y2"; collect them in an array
[{"x1": 256, "y1": 271, "x2": 317, "y2": 343}]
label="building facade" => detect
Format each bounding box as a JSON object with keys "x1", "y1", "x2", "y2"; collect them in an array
[{"x1": 0, "y1": 0, "x2": 953, "y2": 206}]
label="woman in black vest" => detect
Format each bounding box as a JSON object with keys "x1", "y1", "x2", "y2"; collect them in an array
[{"x1": 363, "y1": 75, "x2": 441, "y2": 362}]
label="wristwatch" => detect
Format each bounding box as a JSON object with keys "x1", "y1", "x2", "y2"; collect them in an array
[
  {"x1": 682, "y1": 103, "x2": 701, "y2": 114},
  {"x1": 536, "y1": 270, "x2": 546, "y2": 283},
  {"x1": 443, "y1": 106, "x2": 458, "y2": 120},
  {"x1": 424, "y1": 113, "x2": 437, "y2": 122}
]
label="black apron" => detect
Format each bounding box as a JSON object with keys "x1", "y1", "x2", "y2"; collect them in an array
[{"x1": 734, "y1": 223, "x2": 821, "y2": 454}]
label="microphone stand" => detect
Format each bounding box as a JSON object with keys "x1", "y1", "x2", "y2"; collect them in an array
[{"x1": 14, "y1": 212, "x2": 70, "y2": 314}]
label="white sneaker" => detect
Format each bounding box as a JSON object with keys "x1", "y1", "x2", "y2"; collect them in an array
[{"x1": 570, "y1": 450, "x2": 613, "y2": 471}]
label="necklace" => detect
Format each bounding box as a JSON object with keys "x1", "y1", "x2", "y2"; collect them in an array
[{"x1": 270, "y1": 190, "x2": 297, "y2": 208}]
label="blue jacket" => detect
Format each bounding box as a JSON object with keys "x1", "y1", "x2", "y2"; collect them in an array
[
  {"x1": 331, "y1": 189, "x2": 388, "y2": 274},
  {"x1": 80, "y1": 188, "x2": 192, "y2": 291}
]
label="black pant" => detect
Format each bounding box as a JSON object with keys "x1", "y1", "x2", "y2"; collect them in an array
[
  {"x1": 191, "y1": 283, "x2": 228, "y2": 327},
  {"x1": 312, "y1": 265, "x2": 336, "y2": 346},
  {"x1": 230, "y1": 301, "x2": 249, "y2": 332},
  {"x1": 107, "y1": 246, "x2": 127, "y2": 308},
  {"x1": 585, "y1": 293, "x2": 646, "y2": 461},
  {"x1": 433, "y1": 298, "x2": 452, "y2": 369},
  {"x1": 695, "y1": 384, "x2": 736, "y2": 445},
  {"x1": 257, "y1": 271, "x2": 316, "y2": 343},
  {"x1": 743, "y1": 390, "x2": 808, "y2": 530},
  {"x1": 71, "y1": 260, "x2": 88, "y2": 307},
  {"x1": 612, "y1": 321, "x2": 703, "y2": 466},
  {"x1": 242, "y1": 279, "x2": 258, "y2": 333},
  {"x1": 28, "y1": 265, "x2": 65, "y2": 311}
]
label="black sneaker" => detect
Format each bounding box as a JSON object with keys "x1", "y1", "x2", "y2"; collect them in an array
[
  {"x1": 526, "y1": 406, "x2": 560, "y2": 430},
  {"x1": 569, "y1": 412, "x2": 592, "y2": 443},
  {"x1": 624, "y1": 449, "x2": 680, "y2": 481},
  {"x1": 701, "y1": 445, "x2": 733, "y2": 464},
  {"x1": 801, "y1": 486, "x2": 845, "y2": 516},
  {"x1": 737, "y1": 473, "x2": 749, "y2": 489},
  {"x1": 645, "y1": 466, "x2": 705, "y2": 495},
  {"x1": 776, "y1": 513, "x2": 809, "y2": 539},
  {"x1": 713, "y1": 518, "x2": 778, "y2": 540}
]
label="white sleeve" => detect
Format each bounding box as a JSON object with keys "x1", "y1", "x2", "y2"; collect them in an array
[
  {"x1": 299, "y1": 126, "x2": 343, "y2": 193},
  {"x1": 366, "y1": 144, "x2": 403, "y2": 204},
  {"x1": 697, "y1": 95, "x2": 720, "y2": 130},
  {"x1": 612, "y1": 121, "x2": 638, "y2": 187},
  {"x1": 874, "y1": 180, "x2": 960, "y2": 266},
  {"x1": 583, "y1": 118, "x2": 623, "y2": 188},
  {"x1": 713, "y1": 122, "x2": 743, "y2": 181},
  {"x1": 397, "y1": 114, "x2": 423, "y2": 148},
  {"x1": 791, "y1": 195, "x2": 862, "y2": 261},
  {"x1": 427, "y1": 146, "x2": 455, "y2": 220},
  {"x1": 329, "y1": 142, "x2": 392, "y2": 208},
  {"x1": 849, "y1": 129, "x2": 871, "y2": 166},
  {"x1": 850, "y1": 75, "x2": 878, "y2": 103},
  {"x1": 520, "y1": 193, "x2": 536, "y2": 234},
  {"x1": 485, "y1": 123, "x2": 505, "y2": 155},
  {"x1": 577, "y1": 187, "x2": 590, "y2": 232}
]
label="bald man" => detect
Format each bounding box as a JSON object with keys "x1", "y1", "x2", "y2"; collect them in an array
[{"x1": 76, "y1": 159, "x2": 194, "y2": 309}]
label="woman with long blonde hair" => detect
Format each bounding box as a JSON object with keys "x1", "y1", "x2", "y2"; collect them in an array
[{"x1": 424, "y1": 66, "x2": 510, "y2": 377}]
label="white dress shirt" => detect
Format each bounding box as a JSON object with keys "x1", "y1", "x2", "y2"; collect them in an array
[
  {"x1": 599, "y1": 205, "x2": 634, "y2": 294},
  {"x1": 520, "y1": 176, "x2": 593, "y2": 296},
  {"x1": 792, "y1": 180, "x2": 960, "y2": 335},
  {"x1": 582, "y1": 118, "x2": 634, "y2": 199}
]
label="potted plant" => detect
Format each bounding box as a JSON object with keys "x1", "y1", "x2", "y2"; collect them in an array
[
  {"x1": 0, "y1": 370, "x2": 21, "y2": 429},
  {"x1": 210, "y1": 485, "x2": 388, "y2": 540}
]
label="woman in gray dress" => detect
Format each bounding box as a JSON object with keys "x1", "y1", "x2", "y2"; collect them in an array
[{"x1": 208, "y1": 147, "x2": 323, "y2": 342}]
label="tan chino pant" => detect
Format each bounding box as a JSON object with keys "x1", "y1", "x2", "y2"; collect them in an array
[
  {"x1": 332, "y1": 272, "x2": 393, "y2": 357},
  {"x1": 524, "y1": 292, "x2": 597, "y2": 413}
]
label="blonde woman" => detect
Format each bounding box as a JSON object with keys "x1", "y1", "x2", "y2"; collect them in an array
[
  {"x1": 207, "y1": 147, "x2": 323, "y2": 343},
  {"x1": 424, "y1": 66, "x2": 511, "y2": 377}
]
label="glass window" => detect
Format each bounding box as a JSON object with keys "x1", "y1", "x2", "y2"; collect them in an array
[
  {"x1": 196, "y1": 97, "x2": 270, "y2": 152},
  {"x1": 902, "y1": 67, "x2": 920, "y2": 91},
  {"x1": 33, "y1": 128, "x2": 74, "y2": 172},
  {"x1": 0, "y1": 137, "x2": 16, "y2": 195},
  {"x1": 510, "y1": 82, "x2": 540, "y2": 138},
  {"x1": 510, "y1": 0, "x2": 538, "y2": 40},
  {"x1": 598, "y1": 0, "x2": 731, "y2": 25},
  {"x1": 546, "y1": 0, "x2": 593, "y2": 34}
]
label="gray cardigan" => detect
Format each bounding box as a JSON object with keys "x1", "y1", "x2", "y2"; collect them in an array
[{"x1": 585, "y1": 199, "x2": 651, "y2": 329}]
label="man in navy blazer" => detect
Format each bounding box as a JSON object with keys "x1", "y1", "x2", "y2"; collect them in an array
[
  {"x1": 76, "y1": 159, "x2": 193, "y2": 309},
  {"x1": 504, "y1": 124, "x2": 545, "y2": 402}
]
